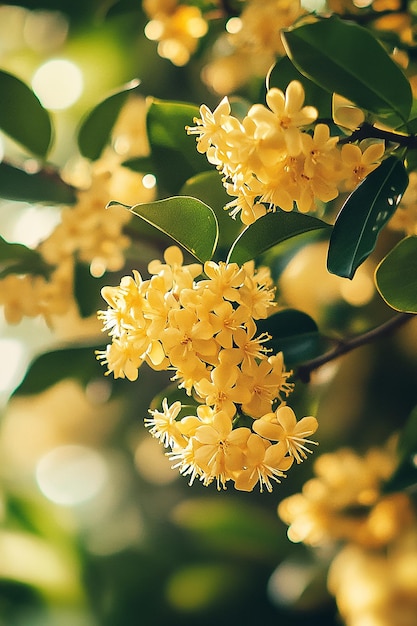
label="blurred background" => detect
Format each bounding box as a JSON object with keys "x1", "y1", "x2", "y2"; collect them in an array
[{"x1": 0, "y1": 1, "x2": 417, "y2": 625}]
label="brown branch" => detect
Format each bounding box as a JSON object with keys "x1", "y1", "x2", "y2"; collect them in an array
[
  {"x1": 297, "y1": 312, "x2": 414, "y2": 383},
  {"x1": 339, "y1": 122, "x2": 417, "y2": 148}
]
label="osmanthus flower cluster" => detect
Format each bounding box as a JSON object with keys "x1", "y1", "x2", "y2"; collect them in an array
[
  {"x1": 186, "y1": 80, "x2": 385, "y2": 225},
  {"x1": 96, "y1": 245, "x2": 319, "y2": 491},
  {"x1": 0, "y1": 98, "x2": 153, "y2": 327},
  {"x1": 277, "y1": 441, "x2": 417, "y2": 626}
]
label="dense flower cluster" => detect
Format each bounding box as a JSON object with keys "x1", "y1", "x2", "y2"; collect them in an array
[
  {"x1": 0, "y1": 98, "x2": 153, "y2": 326},
  {"x1": 202, "y1": 0, "x2": 304, "y2": 94},
  {"x1": 278, "y1": 441, "x2": 417, "y2": 626},
  {"x1": 186, "y1": 80, "x2": 385, "y2": 224},
  {"x1": 97, "y1": 245, "x2": 318, "y2": 491},
  {"x1": 143, "y1": 0, "x2": 208, "y2": 66}
]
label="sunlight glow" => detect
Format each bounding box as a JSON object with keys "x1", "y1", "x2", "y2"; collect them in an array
[
  {"x1": 36, "y1": 445, "x2": 108, "y2": 506},
  {"x1": 0, "y1": 339, "x2": 25, "y2": 392},
  {"x1": 32, "y1": 59, "x2": 84, "y2": 110}
]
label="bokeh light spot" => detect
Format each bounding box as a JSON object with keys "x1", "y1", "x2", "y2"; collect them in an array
[
  {"x1": 32, "y1": 59, "x2": 83, "y2": 110},
  {"x1": 36, "y1": 444, "x2": 108, "y2": 506}
]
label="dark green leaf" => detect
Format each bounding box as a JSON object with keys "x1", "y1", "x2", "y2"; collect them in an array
[
  {"x1": 0, "y1": 70, "x2": 52, "y2": 158},
  {"x1": 383, "y1": 404, "x2": 417, "y2": 493},
  {"x1": 146, "y1": 99, "x2": 211, "y2": 194},
  {"x1": 267, "y1": 56, "x2": 332, "y2": 119},
  {"x1": 375, "y1": 236, "x2": 417, "y2": 313},
  {"x1": 121, "y1": 155, "x2": 155, "y2": 173},
  {"x1": 109, "y1": 195, "x2": 218, "y2": 263},
  {"x1": 282, "y1": 16, "x2": 412, "y2": 123},
  {"x1": 180, "y1": 171, "x2": 242, "y2": 256},
  {"x1": 0, "y1": 162, "x2": 76, "y2": 204},
  {"x1": 256, "y1": 309, "x2": 327, "y2": 367},
  {"x1": 227, "y1": 210, "x2": 330, "y2": 265},
  {"x1": 74, "y1": 262, "x2": 112, "y2": 318},
  {"x1": 0, "y1": 235, "x2": 51, "y2": 278},
  {"x1": 172, "y1": 498, "x2": 286, "y2": 560},
  {"x1": 78, "y1": 79, "x2": 140, "y2": 160},
  {"x1": 12, "y1": 344, "x2": 108, "y2": 397},
  {"x1": 327, "y1": 156, "x2": 408, "y2": 279}
]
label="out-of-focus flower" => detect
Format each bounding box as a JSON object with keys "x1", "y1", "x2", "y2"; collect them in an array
[{"x1": 143, "y1": 0, "x2": 208, "y2": 66}]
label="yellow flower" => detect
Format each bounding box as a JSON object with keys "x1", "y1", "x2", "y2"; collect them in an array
[
  {"x1": 186, "y1": 97, "x2": 232, "y2": 154},
  {"x1": 194, "y1": 358, "x2": 251, "y2": 417},
  {"x1": 95, "y1": 339, "x2": 144, "y2": 381},
  {"x1": 253, "y1": 404, "x2": 318, "y2": 463},
  {"x1": 193, "y1": 410, "x2": 251, "y2": 489},
  {"x1": 234, "y1": 435, "x2": 293, "y2": 493},
  {"x1": 145, "y1": 398, "x2": 185, "y2": 448},
  {"x1": 201, "y1": 259, "x2": 246, "y2": 301},
  {"x1": 148, "y1": 245, "x2": 202, "y2": 293},
  {"x1": 340, "y1": 141, "x2": 385, "y2": 190}
]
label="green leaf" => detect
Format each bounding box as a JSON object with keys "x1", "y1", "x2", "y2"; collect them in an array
[
  {"x1": 0, "y1": 162, "x2": 76, "y2": 204},
  {"x1": 375, "y1": 236, "x2": 417, "y2": 313},
  {"x1": 146, "y1": 99, "x2": 211, "y2": 194},
  {"x1": 327, "y1": 156, "x2": 408, "y2": 279},
  {"x1": 383, "y1": 404, "x2": 417, "y2": 493},
  {"x1": 77, "y1": 78, "x2": 140, "y2": 160},
  {"x1": 256, "y1": 309, "x2": 327, "y2": 367},
  {"x1": 282, "y1": 16, "x2": 412, "y2": 123},
  {"x1": 227, "y1": 210, "x2": 330, "y2": 265},
  {"x1": 180, "y1": 171, "x2": 242, "y2": 256},
  {"x1": 74, "y1": 262, "x2": 112, "y2": 318},
  {"x1": 0, "y1": 70, "x2": 52, "y2": 158},
  {"x1": 109, "y1": 195, "x2": 218, "y2": 263},
  {"x1": 12, "y1": 344, "x2": 108, "y2": 397},
  {"x1": 267, "y1": 56, "x2": 332, "y2": 119},
  {"x1": 0, "y1": 235, "x2": 51, "y2": 279}
]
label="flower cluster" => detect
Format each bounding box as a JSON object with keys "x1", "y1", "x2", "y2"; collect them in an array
[
  {"x1": 202, "y1": 0, "x2": 304, "y2": 95},
  {"x1": 0, "y1": 98, "x2": 153, "y2": 327},
  {"x1": 143, "y1": 0, "x2": 208, "y2": 67},
  {"x1": 186, "y1": 80, "x2": 385, "y2": 224},
  {"x1": 278, "y1": 441, "x2": 417, "y2": 625},
  {"x1": 97, "y1": 245, "x2": 318, "y2": 491}
]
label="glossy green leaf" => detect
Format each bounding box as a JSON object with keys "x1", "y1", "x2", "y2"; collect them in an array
[
  {"x1": 109, "y1": 195, "x2": 218, "y2": 263},
  {"x1": 383, "y1": 404, "x2": 417, "y2": 493},
  {"x1": 146, "y1": 98, "x2": 211, "y2": 194},
  {"x1": 0, "y1": 235, "x2": 50, "y2": 279},
  {"x1": 256, "y1": 309, "x2": 327, "y2": 367},
  {"x1": 0, "y1": 70, "x2": 52, "y2": 158},
  {"x1": 180, "y1": 171, "x2": 242, "y2": 256},
  {"x1": 282, "y1": 16, "x2": 412, "y2": 123},
  {"x1": 375, "y1": 236, "x2": 417, "y2": 313},
  {"x1": 0, "y1": 162, "x2": 76, "y2": 204},
  {"x1": 12, "y1": 344, "x2": 108, "y2": 397},
  {"x1": 267, "y1": 56, "x2": 332, "y2": 119},
  {"x1": 78, "y1": 78, "x2": 140, "y2": 160},
  {"x1": 327, "y1": 156, "x2": 408, "y2": 279},
  {"x1": 227, "y1": 210, "x2": 330, "y2": 265}
]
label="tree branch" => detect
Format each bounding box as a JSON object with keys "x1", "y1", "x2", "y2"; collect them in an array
[
  {"x1": 340, "y1": 122, "x2": 417, "y2": 148},
  {"x1": 297, "y1": 312, "x2": 414, "y2": 383}
]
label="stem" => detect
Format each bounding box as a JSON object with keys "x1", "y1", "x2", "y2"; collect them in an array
[
  {"x1": 297, "y1": 312, "x2": 414, "y2": 383},
  {"x1": 340, "y1": 122, "x2": 417, "y2": 148}
]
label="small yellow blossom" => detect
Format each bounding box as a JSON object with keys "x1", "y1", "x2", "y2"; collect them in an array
[
  {"x1": 254, "y1": 404, "x2": 318, "y2": 462},
  {"x1": 145, "y1": 398, "x2": 184, "y2": 448},
  {"x1": 234, "y1": 436, "x2": 293, "y2": 493}
]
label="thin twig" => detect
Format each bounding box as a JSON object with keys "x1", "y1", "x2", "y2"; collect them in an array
[
  {"x1": 297, "y1": 312, "x2": 414, "y2": 383},
  {"x1": 339, "y1": 122, "x2": 417, "y2": 148}
]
